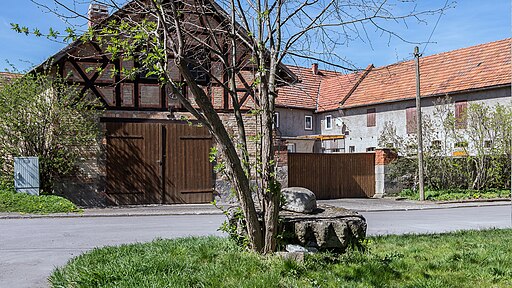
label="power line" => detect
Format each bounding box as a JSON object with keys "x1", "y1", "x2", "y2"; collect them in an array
[{"x1": 422, "y1": 0, "x2": 450, "y2": 55}]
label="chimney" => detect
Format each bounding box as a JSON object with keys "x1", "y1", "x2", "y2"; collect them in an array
[
  {"x1": 311, "y1": 63, "x2": 319, "y2": 75},
  {"x1": 88, "y1": 3, "x2": 109, "y2": 27}
]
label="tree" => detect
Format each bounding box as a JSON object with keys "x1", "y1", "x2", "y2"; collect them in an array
[
  {"x1": 380, "y1": 98, "x2": 512, "y2": 192},
  {"x1": 443, "y1": 101, "x2": 512, "y2": 190},
  {"x1": 23, "y1": 0, "x2": 449, "y2": 253},
  {"x1": 0, "y1": 72, "x2": 101, "y2": 193}
]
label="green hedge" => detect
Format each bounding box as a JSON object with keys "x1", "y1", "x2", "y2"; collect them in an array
[{"x1": 400, "y1": 188, "x2": 511, "y2": 201}]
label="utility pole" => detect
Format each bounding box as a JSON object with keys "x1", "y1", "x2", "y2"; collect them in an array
[{"x1": 414, "y1": 46, "x2": 425, "y2": 201}]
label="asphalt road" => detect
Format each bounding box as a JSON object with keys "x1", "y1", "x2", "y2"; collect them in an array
[
  {"x1": 1, "y1": 205, "x2": 511, "y2": 288},
  {"x1": 0, "y1": 215, "x2": 225, "y2": 288},
  {"x1": 363, "y1": 205, "x2": 512, "y2": 235}
]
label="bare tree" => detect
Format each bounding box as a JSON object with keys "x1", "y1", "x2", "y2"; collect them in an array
[{"x1": 24, "y1": 0, "x2": 450, "y2": 253}]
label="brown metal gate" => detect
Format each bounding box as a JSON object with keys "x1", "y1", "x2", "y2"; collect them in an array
[
  {"x1": 105, "y1": 121, "x2": 213, "y2": 205},
  {"x1": 288, "y1": 153, "x2": 375, "y2": 199}
]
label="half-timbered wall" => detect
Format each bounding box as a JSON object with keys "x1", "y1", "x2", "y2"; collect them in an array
[
  {"x1": 48, "y1": 0, "x2": 294, "y2": 206},
  {"x1": 58, "y1": 34, "x2": 258, "y2": 113}
]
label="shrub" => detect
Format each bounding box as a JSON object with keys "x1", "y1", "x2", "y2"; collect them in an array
[{"x1": 0, "y1": 72, "x2": 101, "y2": 193}]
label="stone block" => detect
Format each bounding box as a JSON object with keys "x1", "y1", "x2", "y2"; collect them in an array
[
  {"x1": 226, "y1": 204, "x2": 367, "y2": 252},
  {"x1": 281, "y1": 187, "x2": 317, "y2": 213},
  {"x1": 280, "y1": 205, "x2": 367, "y2": 251}
]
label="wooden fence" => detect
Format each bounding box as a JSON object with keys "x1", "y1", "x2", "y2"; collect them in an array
[{"x1": 288, "y1": 153, "x2": 375, "y2": 199}]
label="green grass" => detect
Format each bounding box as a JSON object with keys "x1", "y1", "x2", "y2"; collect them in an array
[
  {"x1": 50, "y1": 229, "x2": 512, "y2": 288},
  {"x1": 400, "y1": 188, "x2": 511, "y2": 201},
  {"x1": 0, "y1": 188, "x2": 80, "y2": 214}
]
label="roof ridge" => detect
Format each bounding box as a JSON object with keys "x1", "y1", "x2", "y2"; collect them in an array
[
  {"x1": 339, "y1": 64, "x2": 374, "y2": 107},
  {"x1": 284, "y1": 64, "x2": 348, "y2": 76}
]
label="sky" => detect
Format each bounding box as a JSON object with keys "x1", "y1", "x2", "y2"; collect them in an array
[{"x1": 0, "y1": 0, "x2": 509, "y2": 72}]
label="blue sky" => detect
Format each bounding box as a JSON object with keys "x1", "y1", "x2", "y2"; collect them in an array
[{"x1": 0, "y1": 0, "x2": 509, "y2": 72}]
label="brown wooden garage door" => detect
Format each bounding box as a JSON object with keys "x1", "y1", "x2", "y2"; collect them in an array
[{"x1": 105, "y1": 121, "x2": 213, "y2": 205}]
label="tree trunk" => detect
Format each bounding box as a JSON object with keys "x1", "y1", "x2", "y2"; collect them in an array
[
  {"x1": 258, "y1": 48, "x2": 281, "y2": 254},
  {"x1": 260, "y1": 92, "x2": 279, "y2": 253},
  {"x1": 176, "y1": 60, "x2": 264, "y2": 252}
]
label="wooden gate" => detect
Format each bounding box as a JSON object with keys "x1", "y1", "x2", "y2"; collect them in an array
[
  {"x1": 288, "y1": 153, "x2": 375, "y2": 199},
  {"x1": 105, "y1": 121, "x2": 213, "y2": 205}
]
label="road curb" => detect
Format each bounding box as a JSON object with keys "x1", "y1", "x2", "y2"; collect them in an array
[
  {"x1": 0, "y1": 210, "x2": 225, "y2": 220},
  {"x1": 358, "y1": 201, "x2": 511, "y2": 212},
  {"x1": 1, "y1": 201, "x2": 510, "y2": 219},
  {"x1": 435, "y1": 198, "x2": 511, "y2": 204}
]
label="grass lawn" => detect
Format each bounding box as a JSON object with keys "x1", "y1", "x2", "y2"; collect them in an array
[
  {"x1": 50, "y1": 229, "x2": 512, "y2": 288},
  {"x1": 0, "y1": 188, "x2": 80, "y2": 214},
  {"x1": 400, "y1": 188, "x2": 511, "y2": 201}
]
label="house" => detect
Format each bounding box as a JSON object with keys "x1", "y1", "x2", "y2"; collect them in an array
[
  {"x1": 36, "y1": 1, "x2": 295, "y2": 206},
  {"x1": 275, "y1": 64, "x2": 366, "y2": 153},
  {"x1": 33, "y1": 0, "x2": 511, "y2": 204},
  {"x1": 276, "y1": 38, "x2": 512, "y2": 155}
]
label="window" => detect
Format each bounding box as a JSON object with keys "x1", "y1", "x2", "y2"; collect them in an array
[
  {"x1": 367, "y1": 108, "x2": 376, "y2": 127},
  {"x1": 431, "y1": 140, "x2": 442, "y2": 150},
  {"x1": 455, "y1": 100, "x2": 467, "y2": 129},
  {"x1": 187, "y1": 63, "x2": 209, "y2": 85},
  {"x1": 484, "y1": 140, "x2": 492, "y2": 149},
  {"x1": 305, "y1": 115, "x2": 313, "y2": 130},
  {"x1": 185, "y1": 49, "x2": 210, "y2": 85},
  {"x1": 366, "y1": 147, "x2": 376, "y2": 152},
  {"x1": 349, "y1": 146, "x2": 355, "y2": 153},
  {"x1": 273, "y1": 112, "x2": 279, "y2": 128},
  {"x1": 406, "y1": 107, "x2": 417, "y2": 134},
  {"x1": 325, "y1": 115, "x2": 332, "y2": 130}
]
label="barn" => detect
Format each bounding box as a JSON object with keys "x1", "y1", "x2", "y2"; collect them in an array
[{"x1": 39, "y1": 1, "x2": 294, "y2": 206}]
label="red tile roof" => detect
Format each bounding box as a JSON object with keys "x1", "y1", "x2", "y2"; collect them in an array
[
  {"x1": 277, "y1": 38, "x2": 511, "y2": 111},
  {"x1": 276, "y1": 65, "x2": 341, "y2": 110},
  {"x1": 342, "y1": 38, "x2": 511, "y2": 108},
  {"x1": 0, "y1": 72, "x2": 22, "y2": 89},
  {"x1": 317, "y1": 72, "x2": 362, "y2": 112}
]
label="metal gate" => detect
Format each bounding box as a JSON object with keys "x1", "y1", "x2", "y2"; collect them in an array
[
  {"x1": 105, "y1": 121, "x2": 213, "y2": 205},
  {"x1": 288, "y1": 153, "x2": 375, "y2": 199}
]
